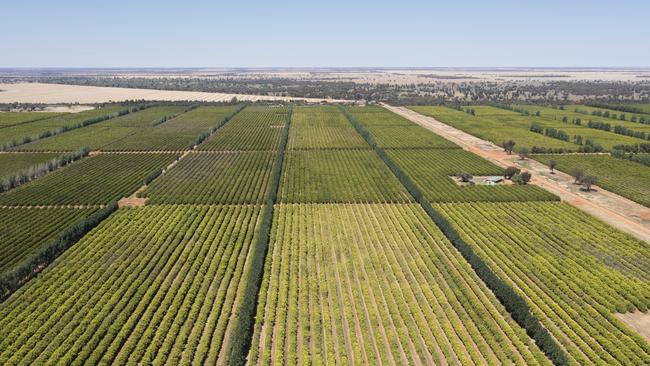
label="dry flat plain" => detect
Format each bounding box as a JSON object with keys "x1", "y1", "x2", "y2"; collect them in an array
[
  {"x1": 0, "y1": 100, "x2": 648, "y2": 365},
  {"x1": 0, "y1": 83, "x2": 351, "y2": 104}
]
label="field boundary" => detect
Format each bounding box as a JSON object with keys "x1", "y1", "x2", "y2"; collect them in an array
[
  {"x1": 0, "y1": 113, "x2": 67, "y2": 130},
  {"x1": 340, "y1": 105, "x2": 568, "y2": 365},
  {"x1": 0, "y1": 202, "x2": 118, "y2": 302},
  {"x1": 383, "y1": 104, "x2": 650, "y2": 244},
  {"x1": 225, "y1": 106, "x2": 293, "y2": 366},
  {"x1": 127, "y1": 105, "x2": 248, "y2": 205},
  {"x1": 2, "y1": 104, "x2": 150, "y2": 151}
]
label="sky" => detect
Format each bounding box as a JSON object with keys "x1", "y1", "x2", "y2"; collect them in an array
[{"x1": 1, "y1": 0, "x2": 649, "y2": 68}]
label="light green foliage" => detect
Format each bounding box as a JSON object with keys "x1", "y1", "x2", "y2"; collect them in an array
[
  {"x1": 564, "y1": 105, "x2": 650, "y2": 126},
  {"x1": 0, "y1": 112, "x2": 64, "y2": 127},
  {"x1": 142, "y1": 151, "x2": 276, "y2": 204},
  {"x1": 350, "y1": 107, "x2": 459, "y2": 148},
  {"x1": 0, "y1": 205, "x2": 262, "y2": 365},
  {"x1": 410, "y1": 106, "x2": 577, "y2": 151},
  {"x1": 279, "y1": 150, "x2": 411, "y2": 203},
  {"x1": 287, "y1": 106, "x2": 368, "y2": 149},
  {"x1": 248, "y1": 203, "x2": 550, "y2": 365},
  {"x1": 512, "y1": 105, "x2": 649, "y2": 147},
  {"x1": 198, "y1": 106, "x2": 288, "y2": 151},
  {"x1": 387, "y1": 148, "x2": 557, "y2": 202},
  {"x1": 0, "y1": 107, "x2": 124, "y2": 148},
  {"x1": 13, "y1": 106, "x2": 186, "y2": 151},
  {"x1": 437, "y1": 201, "x2": 650, "y2": 365},
  {"x1": 533, "y1": 154, "x2": 650, "y2": 208},
  {"x1": 102, "y1": 106, "x2": 239, "y2": 150}
]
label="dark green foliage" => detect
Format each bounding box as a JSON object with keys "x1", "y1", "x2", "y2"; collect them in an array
[
  {"x1": 579, "y1": 139, "x2": 604, "y2": 153},
  {"x1": 613, "y1": 125, "x2": 648, "y2": 140},
  {"x1": 512, "y1": 171, "x2": 532, "y2": 185},
  {"x1": 518, "y1": 147, "x2": 529, "y2": 160},
  {"x1": 504, "y1": 166, "x2": 521, "y2": 179},
  {"x1": 502, "y1": 139, "x2": 516, "y2": 154},
  {"x1": 612, "y1": 149, "x2": 650, "y2": 167},
  {"x1": 585, "y1": 102, "x2": 645, "y2": 115},
  {"x1": 0, "y1": 202, "x2": 117, "y2": 301},
  {"x1": 456, "y1": 171, "x2": 473, "y2": 183},
  {"x1": 489, "y1": 103, "x2": 531, "y2": 115},
  {"x1": 0, "y1": 147, "x2": 90, "y2": 192},
  {"x1": 612, "y1": 143, "x2": 650, "y2": 153},
  {"x1": 194, "y1": 104, "x2": 247, "y2": 147},
  {"x1": 587, "y1": 120, "x2": 611, "y2": 131},
  {"x1": 143, "y1": 168, "x2": 163, "y2": 185},
  {"x1": 581, "y1": 175, "x2": 598, "y2": 191},
  {"x1": 530, "y1": 123, "x2": 544, "y2": 134},
  {"x1": 544, "y1": 128, "x2": 569, "y2": 141}
]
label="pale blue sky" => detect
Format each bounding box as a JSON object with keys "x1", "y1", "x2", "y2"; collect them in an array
[{"x1": 1, "y1": 0, "x2": 648, "y2": 67}]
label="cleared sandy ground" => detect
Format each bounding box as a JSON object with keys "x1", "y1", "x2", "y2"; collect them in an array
[
  {"x1": 384, "y1": 103, "x2": 650, "y2": 244},
  {"x1": 614, "y1": 312, "x2": 650, "y2": 342},
  {"x1": 0, "y1": 83, "x2": 351, "y2": 104}
]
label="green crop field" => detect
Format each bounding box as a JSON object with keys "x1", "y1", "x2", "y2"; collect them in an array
[
  {"x1": 512, "y1": 105, "x2": 650, "y2": 144},
  {"x1": 436, "y1": 201, "x2": 650, "y2": 365},
  {"x1": 13, "y1": 106, "x2": 186, "y2": 151},
  {"x1": 346, "y1": 106, "x2": 415, "y2": 126},
  {"x1": 411, "y1": 105, "x2": 645, "y2": 151},
  {"x1": 387, "y1": 148, "x2": 558, "y2": 202},
  {"x1": 198, "y1": 106, "x2": 287, "y2": 151},
  {"x1": 0, "y1": 112, "x2": 64, "y2": 127},
  {"x1": 0, "y1": 107, "x2": 125, "y2": 149},
  {"x1": 410, "y1": 106, "x2": 576, "y2": 151},
  {"x1": 249, "y1": 203, "x2": 549, "y2": 365},
  {"x1": 582, "y1": 103, "x2": 650, "y2": 115},
  {"x1": 0, "y1": 204, "x2": 263, "y2": 365},
  {"x1": 349, "y1": 107, "x2": 460, "y2": 149},
  {"x1": 0, "y1": 103, "x2": 648, "y2": 366},
  {"x1": 101, "y1": 106, "x2": 239, "y2": 151},
  {"x1": 287, "y1": 106, "x2": 368, "y2": 149},
  {"x1": 473, "y1": 106, "x2": 643, "y2": 151},
  {"x1": 142, "y1": 151, "x2": 276, "y2": 204},
  {"x1": 0, "y1": 153, "x2": 178, "y2": 205},
  {"x1": 0, "y1": 207, "x2": 98, "y2": 276},
  {"x1": 533, "y1": 154, "x2": 650, "y2": 208},
  {"x1": 279, "y1": 150, "x2": 411, "y2": 203},
  {"x1": 564, "y1": 105, "x2": 650, "y2": 125},
  {"x1": 0, "y1": 153, "x2": 60, "y2": 180}
]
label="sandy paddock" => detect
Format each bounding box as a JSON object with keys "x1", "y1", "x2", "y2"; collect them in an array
[{"x1": 0, "y1": 83, "x2": 351, "y2": 104}]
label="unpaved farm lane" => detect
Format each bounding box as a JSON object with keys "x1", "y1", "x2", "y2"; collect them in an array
[{"x1": 383, "y1": 103, "x2": 650, "y2": 244}]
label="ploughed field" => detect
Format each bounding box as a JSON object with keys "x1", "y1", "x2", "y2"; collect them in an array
[{"x1": 0, "y1": 102, "x2": 648, "y2": 365}]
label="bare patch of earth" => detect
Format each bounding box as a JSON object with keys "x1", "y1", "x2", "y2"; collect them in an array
[
  {"x1": 449, "y1": 175, "x2": 514, "y2": 186},
  {"x1": 614, "y1": 311, "x2": 650, "y2": 342}
]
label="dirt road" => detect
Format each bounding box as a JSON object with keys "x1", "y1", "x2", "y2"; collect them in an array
[{"x1": 383, "y1": 103, "x2": 650, "y2": 244}]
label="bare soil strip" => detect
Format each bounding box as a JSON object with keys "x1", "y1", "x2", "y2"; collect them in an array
[
  {"x1": 614, "y1": 312, "x2": 650, "y2": 342},
  {"x1": 0, "y1": 83, "x2": 351, "y2": 104},
  {"x1": 383, "y1": 103, "x2": 650, "y2": 244}
]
